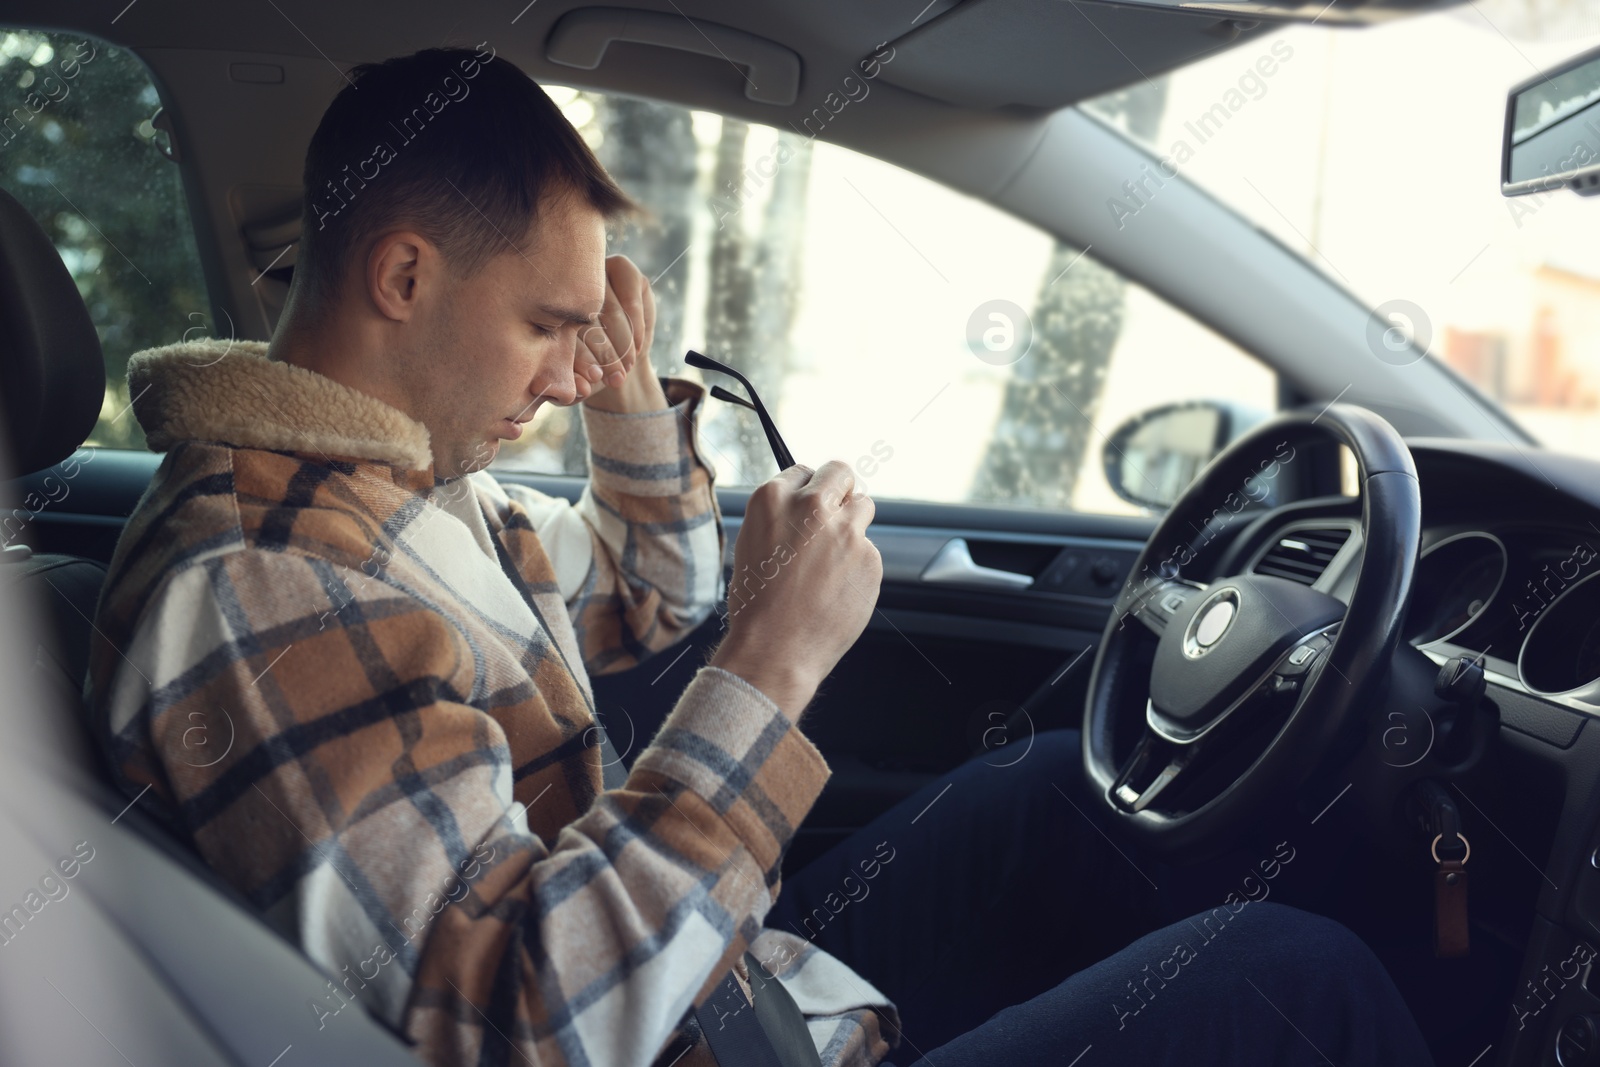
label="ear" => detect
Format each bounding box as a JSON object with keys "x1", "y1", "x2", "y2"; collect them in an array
[{"x1": 366, "y1": 230, "x2": 438, "y2": 323}]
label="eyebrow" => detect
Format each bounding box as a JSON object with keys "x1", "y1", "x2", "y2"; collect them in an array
[{"x1": 538, "y1": 303, "x2": 602, "y2": 327}]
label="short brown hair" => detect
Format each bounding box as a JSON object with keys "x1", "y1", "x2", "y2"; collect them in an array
[{"x1": 293, "y1": 45, "x2": 634, "y2": 315}]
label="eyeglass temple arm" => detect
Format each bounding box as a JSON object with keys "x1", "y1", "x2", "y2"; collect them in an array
[
  {"x1": 686, "y1": 350, "x2": 796, "y2": 469},
  {"x1": 709, "y1": 384, "x2": 755, "y2": 411}
]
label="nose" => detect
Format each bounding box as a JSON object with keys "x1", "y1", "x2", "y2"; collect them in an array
[
  {"x1": 537, "y1": 342, "x2": 581, "y2": 408},
  {"x1": 540, "y1": 372, "x2": 579, "y2": 408}
]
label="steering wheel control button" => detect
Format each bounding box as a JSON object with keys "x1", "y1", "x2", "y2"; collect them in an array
[
  {"x1": 1151, "y1": 574, "x2": 1346, "y2": 733},
  {"x1": 1160, "y1": 592, "x2": 1188, "y2": 614},
  {"x1": 1183, "y1": 588, "x2": 1240, "y2": 660},
  {"x1": 1277, "y1": 633, "x2": 1333, "y2": 678},
  {"x1": 1557, "y1": 1014, "x2": 1600, "y2": 1067}
]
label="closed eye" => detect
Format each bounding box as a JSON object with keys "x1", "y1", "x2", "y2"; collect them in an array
[{"x1": 531, "y1": 322, "x2": 559, "y2": 338}]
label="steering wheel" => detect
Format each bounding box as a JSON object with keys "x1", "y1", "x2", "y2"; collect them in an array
[{"x1": 1082, "y1": 404, "x2": 1421, "y2": 862}]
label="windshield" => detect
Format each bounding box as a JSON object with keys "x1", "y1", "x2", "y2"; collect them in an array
[{"x1": 1083, "y1": 0, "x2": 1600, "y2": 454}]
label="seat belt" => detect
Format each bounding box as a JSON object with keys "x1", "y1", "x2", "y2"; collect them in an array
[
  {"x1": 491, "y1": 532, "x2": 819, "y2": 1067},
  {"x1": 695, "y1": 953, "x2": 822, "y2": 1067},
  {"x1": 700, "y1": 953, "x2": 825, "y2": 1067}
]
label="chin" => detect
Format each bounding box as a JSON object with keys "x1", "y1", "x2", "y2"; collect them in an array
[{"x1": 449, "y1": 441, "x2": 498, "y2": 478}]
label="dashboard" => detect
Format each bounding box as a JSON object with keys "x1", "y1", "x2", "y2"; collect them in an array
[
  {"x1": 1413, "y1": 525, "x2": 1600, "y2": 711},
  {"x1": 1230, "y1": 439, "x2": 1600, "y2": 722}
]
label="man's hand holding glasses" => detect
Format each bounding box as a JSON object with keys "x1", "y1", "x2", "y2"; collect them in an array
[{"x1": 691, "y1": 349, "x2": 881, "y2": 720}]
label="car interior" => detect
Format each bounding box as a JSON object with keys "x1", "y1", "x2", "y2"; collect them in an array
[{"x1": 4, "y1": 0, "x2": 1600, "y2": 1064}]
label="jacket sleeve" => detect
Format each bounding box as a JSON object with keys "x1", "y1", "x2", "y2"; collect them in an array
[
  {"x1": 94, "y1": 546, "x2": 830, "y2": 1067},
  {"x1": 487, "y1": 377, "x2": 726, "y2": 677}
]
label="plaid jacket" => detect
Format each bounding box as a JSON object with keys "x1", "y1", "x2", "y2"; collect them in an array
[{"x1": 86, "y1": 341, "x2": 897, "y2": 1067}]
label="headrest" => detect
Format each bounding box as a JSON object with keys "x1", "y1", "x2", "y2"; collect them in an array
[{"x1": 0, "y1": 184, "x2": 105, "y2": 478}]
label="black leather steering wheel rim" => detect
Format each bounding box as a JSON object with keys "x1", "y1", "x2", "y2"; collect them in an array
[{"x1": 1082, "y1": 403, "x2": 1420, "y2": 863}]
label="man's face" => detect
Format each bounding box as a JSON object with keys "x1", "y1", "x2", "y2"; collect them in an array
[{"x1": 401, "y1": 192, "x2": 607, "y2": 478}]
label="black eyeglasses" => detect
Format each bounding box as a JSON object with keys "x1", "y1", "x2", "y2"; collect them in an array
[{"x1": 684, "y1": 349, "x2": 796, "y2": 470}]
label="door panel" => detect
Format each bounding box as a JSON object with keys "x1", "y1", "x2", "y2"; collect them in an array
[{"x1": 6, "y1": 448, "x2": 156, "y2": 565}]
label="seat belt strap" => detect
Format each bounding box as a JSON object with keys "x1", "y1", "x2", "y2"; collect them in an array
[
  {"x1": 696, "y1": 965, "x2": 786, "y2": 1067},
  {"x1": 695, "y1": 954, "x2": 822, "y2": 1067}
]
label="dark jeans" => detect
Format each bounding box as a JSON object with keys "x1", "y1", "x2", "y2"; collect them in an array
[{"x1": 767, "y1": 730, "x2": 1435, "y2": 1066}]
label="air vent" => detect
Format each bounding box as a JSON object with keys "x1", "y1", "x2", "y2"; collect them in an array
[{"x1": 1254, "y1": 527, "x2": 1351, "y2": 586}]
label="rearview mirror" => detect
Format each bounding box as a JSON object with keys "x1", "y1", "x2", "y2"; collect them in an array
[
  {"x1": 1503, "y1": 42, "x2": 1600, "y2": 197},
  {"x1": 1103, "y1": 400, "x2": 1267, "y2": 511}
]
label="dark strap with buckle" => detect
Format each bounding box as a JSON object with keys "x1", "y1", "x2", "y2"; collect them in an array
[
  {"x1": 492, "y1": 528, "x2": 818, "y2": 1066},
  {"x1": 695, "y1": 954, "x2": 821, "y2": 1067}
]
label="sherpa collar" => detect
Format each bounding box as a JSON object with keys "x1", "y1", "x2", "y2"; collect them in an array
[{"x1": 127, "y1": 340, "x2": 434, "y2": 471}]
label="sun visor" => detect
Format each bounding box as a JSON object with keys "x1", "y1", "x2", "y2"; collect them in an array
[{"x1": 875, "y1": 0, "x2": 1267, "y2": 110}]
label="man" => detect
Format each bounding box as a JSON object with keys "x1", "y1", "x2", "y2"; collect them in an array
[{"x1": 88, "y1": 46, "x2": 1435, "y2": 1067}]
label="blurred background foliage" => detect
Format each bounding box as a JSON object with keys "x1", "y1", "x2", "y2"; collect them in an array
[{"x1": 0, "y1": 28, "x2": 207, "y2": 450}]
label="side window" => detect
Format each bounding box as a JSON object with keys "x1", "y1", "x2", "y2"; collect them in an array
[
  {"x1": 492, "y1": 89, "x2": 1276, "y2": 516},
  {"x1": 0, "y1": 28, "x2": 208, "y2": 451}
]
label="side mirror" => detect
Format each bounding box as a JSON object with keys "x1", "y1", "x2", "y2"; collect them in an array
[
  {"x1": 1103, "y1": 400, "x2": 1267, "y2": 511},
  {"x1": 1503, "y1": 42, "x2": 1600, "y2": 197}
]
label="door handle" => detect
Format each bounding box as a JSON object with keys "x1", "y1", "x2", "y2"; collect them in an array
[{"x1": 920, "y1": 538, "x2": 1034, "y2": 590}]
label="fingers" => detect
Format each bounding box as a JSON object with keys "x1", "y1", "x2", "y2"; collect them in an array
[
  {"x1": 756, "y1": 460, "x2": 874, "y2": 568},
  {"x1": 840, "y1": 484, "x2": 875, "y2": 535},
  {"x1": 572, "y1": 328, "x2": 603, "y2": 398},
  {"x1": 639, "y1": 277, "x2": 656, "y2": 364},
  {"x1": 793, "y1": 461, "x2": 873, "y2": 537},
  {"x1": 601, "y1": 255, "x2": 646, "y2": 385},
  {"x1": 574, "y1": 305, "x2": 630, "y2": 394},
  {"x1": 803, "y1": 459, "x2": 858, "y2": 510},
  {"x1": 772, "y1": 462, "x2": 816, "y2": 490},
  {"x1": 607, "y1": 255, "x2": 647, "y2": 354},
  {"x1": 577, "y1": 322, "x2": 614, "y2": 378},
  {"x1": 575, "y1": 256, "x2": 653, "y2": 398},
  {"x1": 597, "y1": 303, "x2": 635, "y2": 383},
  {"x1": 769, "y1": 460, "x2": 873, "y2": 512},
  {"x1": 585, "y1": 313, "x2": 630, "y2": 386}
]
